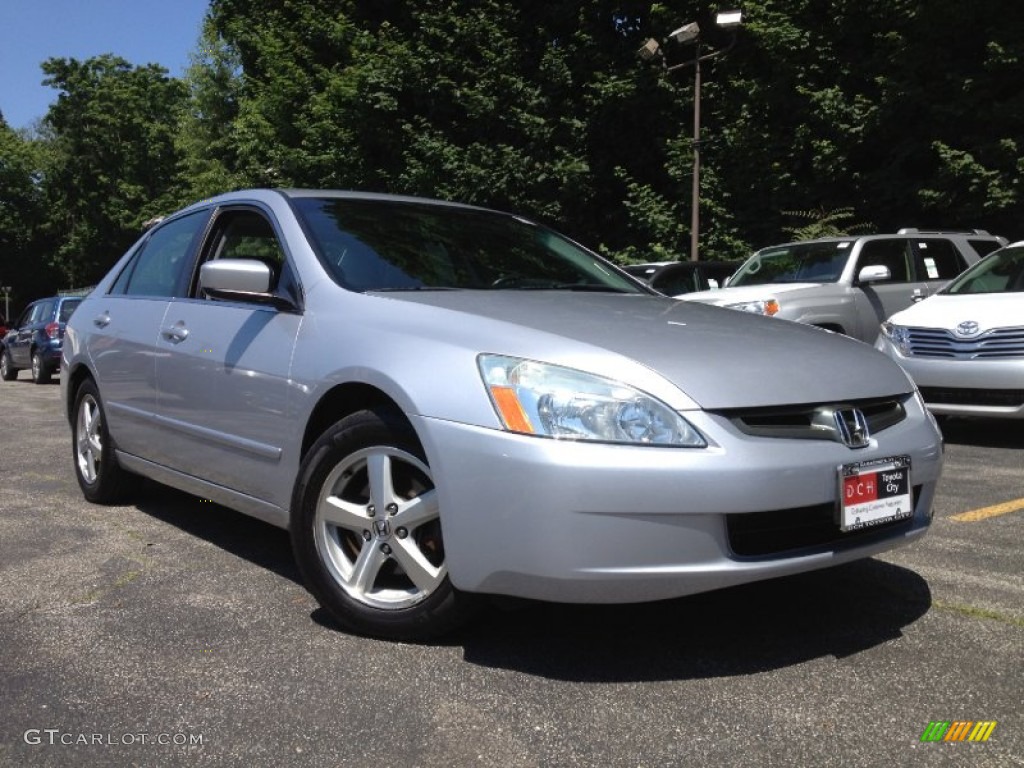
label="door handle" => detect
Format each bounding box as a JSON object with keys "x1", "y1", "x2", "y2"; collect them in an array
[
  {"x1": 93, "y1": 312, "x2": 111, "y2": 328},
  {"x1": 160, "y1": 322, "x2": 190, "y2": 343}
]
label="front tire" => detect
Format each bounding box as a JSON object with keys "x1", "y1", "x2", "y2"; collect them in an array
[
  {"x1": 291, "y1": 407, "x2": 474, "y2": 640},
  {"x1": 72, "y1": 378, "x2": 132, "y2": 503},
  {"x1": 0, "y1": 349, "x2": 15, "y2": 381}
]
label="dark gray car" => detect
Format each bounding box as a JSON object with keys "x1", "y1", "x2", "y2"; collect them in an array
[{"x1": 62, "y1": 190, "x2": 944, "y2": 639}]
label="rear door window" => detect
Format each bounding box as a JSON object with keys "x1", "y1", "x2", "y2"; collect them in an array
[{"x1": 115, "y1": 211, "x2": 209, "y2": 298}]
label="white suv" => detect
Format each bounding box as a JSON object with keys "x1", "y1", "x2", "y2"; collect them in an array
[{"x1": 679, "y1": 229, "x2": 1006, "y2": 342}]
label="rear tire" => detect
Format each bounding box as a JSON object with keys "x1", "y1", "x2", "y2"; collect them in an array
[
  {"x1": 290, "y1": 407, "x2": 475, "y2": 640},
  {"x1": 72, "y1": 378, "x2": 132, "y2": 503},
  {"x1": 31, "y1": 351, "x2": 51, "y2": 384}
]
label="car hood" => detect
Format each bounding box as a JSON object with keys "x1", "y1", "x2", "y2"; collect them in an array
[
  {"x1": 679, "y1": 283, "x2": 824, "y2": 304},
  {"x1": 379, "y1": 291, "x2": 912, "y2": 409},
  {"x1": 887, "y1": 292, "x2": 1024, "y2": 331}
]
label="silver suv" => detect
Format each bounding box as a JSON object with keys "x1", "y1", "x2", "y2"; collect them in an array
[{"x1": 679, "y1": 230, "x2": 1006, "y2": 342}]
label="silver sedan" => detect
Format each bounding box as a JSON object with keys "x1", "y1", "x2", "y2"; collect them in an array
[{"x1": 63, "y1": 190, "x2": 944, "y2": 639}]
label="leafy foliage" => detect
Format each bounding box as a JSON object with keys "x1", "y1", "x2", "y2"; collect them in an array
[
  {"x1": 40, "y1": 55, "x2": 187, "y2": 286},
  {"x1": 0, "y1": 0, "x2": 1021, "y2": 301}
]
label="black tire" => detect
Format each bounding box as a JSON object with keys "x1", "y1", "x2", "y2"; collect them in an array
[
  {"x1": 72, "y1": 378, "x2": 133, "y2": 504},
  {"x1": 0, "y1": 349, "x2": 15, "y2": 381},
  {"x1": 31, "y1": 351, "x2": 51, "y2": 384},
  {"x1": 290, "y1": 407, "x2": 475, "y2": 640}
]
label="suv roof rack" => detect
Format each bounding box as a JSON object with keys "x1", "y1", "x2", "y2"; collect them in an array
[{"x1": 897, "y1": 228, "x2": 993, "y2": 236}]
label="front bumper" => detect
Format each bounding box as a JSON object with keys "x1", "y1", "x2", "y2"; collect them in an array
[
  {"x1": 414, "y1": 398, "x2": 943, "y2": 603},
  {"x1": 876, "y1": 339, "x2": 1024, "y2": 419}
]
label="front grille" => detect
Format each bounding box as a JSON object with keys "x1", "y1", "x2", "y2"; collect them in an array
[
  {"x1": 726, "y1": 485, "x2": 922, "y2": 557},
  {"x1": 723, "y1": 396, "x2": 907, "y2": 441},
  {"x1": 906, "y1": 326, "x2": 1024, "y2": 359},
  {"x1": 920, "y1": 387, "x2": 1024, "y2": 408}
]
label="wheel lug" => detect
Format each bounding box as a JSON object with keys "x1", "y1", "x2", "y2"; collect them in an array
[
  {"x1": 380, "y1": 543, "x2": 392, "y2": 555},
  {"x1": 386, "y1": 503, "x2": 398, "y2": 516},
  {"x1": 367, "y1": 504, "x2": 376, "y2": 517},
  {"x1": 362, "y1": 530, "x2": 371, "y2": 541},
  {"x1": 396, "y1": 527, "x2": 408, "y2": 539}
]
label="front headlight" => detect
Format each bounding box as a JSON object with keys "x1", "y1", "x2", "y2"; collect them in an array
[
  {"x1": 725, "y1": 298, "x2": 780, "y2": 316},
  {"x1": 478, "y1": 355, "x2": 706, "y2": 447},
  {"x1": 881, "y1": 322, "x2": 912, "y2": 355}
]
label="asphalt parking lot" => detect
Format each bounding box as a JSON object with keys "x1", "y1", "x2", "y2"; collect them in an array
[{"x1": 1, "y1": 378, "x2": 1020, "y2": 767}]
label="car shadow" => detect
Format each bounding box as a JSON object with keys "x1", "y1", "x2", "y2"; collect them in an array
[
  {"x1": 130, "y1": 482, "x2": 932, "y2": 682},
  {"x1": 939, "y1": 417, "x2": 1024, "y2": 448},
  {"x1": 455, "y1": 558, "x2": 931, "y2": 682},
  {"x1": 131, "y1": 481, "x2": 301, "y2": 584}
]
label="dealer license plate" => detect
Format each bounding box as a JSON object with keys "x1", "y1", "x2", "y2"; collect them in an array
[{"x1": 838, "y1": 455, "x2": 913, "y2": 532}]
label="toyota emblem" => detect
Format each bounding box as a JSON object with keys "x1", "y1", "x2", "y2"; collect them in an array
[{"x1": 955, "y1": 320, "x2": 980, "y2": 337}]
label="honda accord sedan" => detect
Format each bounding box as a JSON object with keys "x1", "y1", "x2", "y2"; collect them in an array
[{"x1": 63, "y1": 189, "x2": 943, "y2": 639}]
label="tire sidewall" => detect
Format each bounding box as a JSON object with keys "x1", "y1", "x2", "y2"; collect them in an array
[
  {"x1": 0, "y1": 349, "x2": 14, "y2": 381},
  {"x1": 31, "y1": 351, "x2": 50, "y2": 384},
  {"x1": 72, "y1": 379, "x2": 126, "y2": 504},
  {"x1": 290, "y1": 407, "x2": 470, "y2": 640}
]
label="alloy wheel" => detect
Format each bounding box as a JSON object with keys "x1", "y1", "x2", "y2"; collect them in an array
[
  {"x1": 76, "y1": 393, "x2": 104, "y2": 485},
  {"x1": 313, "y1": 446, "x2": 446, "y2": 611}
]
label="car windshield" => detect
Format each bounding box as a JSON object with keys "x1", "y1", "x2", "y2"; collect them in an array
[
  {"x1": 728, "y1": 241, "x2": 854, "y2": 287},
  {"x1": 291, "y1": 197, "x2": 643, "y2": 294},
  {"x1": 941, "y1": 245, "x2": 1024, "y2": 294}
]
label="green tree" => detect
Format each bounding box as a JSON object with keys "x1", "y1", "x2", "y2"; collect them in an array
[
  {"x1": 41, "y1": 54, "x2": 187, "y2": 286},
  {"x1": 174, "y1": 16, "x2": 245, "y2": 206},
  {"x1": 0, "y1": 114, "x2": 59, "y2": 308}
]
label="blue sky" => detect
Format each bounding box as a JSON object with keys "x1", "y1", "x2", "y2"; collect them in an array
[{"x1": 1, "y1": 0, "x2": 211, "y2": 130}]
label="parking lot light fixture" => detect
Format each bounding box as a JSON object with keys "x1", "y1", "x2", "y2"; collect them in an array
[
  {"x1": 636, "y1": 10, "x2": 743, "y2": 262},
  {"x1": 716, "y1": 10, "x2": 743, "y2": 28}
]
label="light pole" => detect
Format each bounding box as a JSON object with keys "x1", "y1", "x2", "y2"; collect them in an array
[{"x1": 638, "y1": 10, "x2": 743, "y2": 261}]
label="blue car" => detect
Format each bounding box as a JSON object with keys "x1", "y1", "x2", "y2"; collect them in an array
[{"x1": 1, "y1": 295, "x2": 82, "y2": 383}]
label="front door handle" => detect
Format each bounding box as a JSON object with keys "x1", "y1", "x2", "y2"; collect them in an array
[{"x1": 160, "y1": 322, "x2": 190, "y2": 343}]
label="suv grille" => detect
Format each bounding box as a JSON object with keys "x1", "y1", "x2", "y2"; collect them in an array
[
  {"x1": 906, "y1": 326, "x2": 1024, "y2": 358},
  {"x1": 723, "y1": 396, "x2": 907, "y2": 441},
  {"x1": 727, "y1": 486, "x2": 921, "y2": 557}
]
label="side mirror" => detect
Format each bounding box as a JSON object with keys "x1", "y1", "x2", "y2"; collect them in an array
[
  {"x1": 857, "y1": 264, "x2": 891, "y2": 284},
  {"x1": 200, "y1": 259, "x2": 295, "y2": 309}
]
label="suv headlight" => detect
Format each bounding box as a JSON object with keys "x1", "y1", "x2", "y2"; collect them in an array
[
  {"x1": 478, "y1": 355, "x2": 706, "y2": 447},
  {"x1": 881, "y1": 322, "x2": 912, "y2": 355},
  {"x1": 725, "y1": 298, "x2": 780, "y2": 316}
]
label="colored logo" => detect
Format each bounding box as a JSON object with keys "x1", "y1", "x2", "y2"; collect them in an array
[{"x1": 920, "y1": 721, "x2": 997, "y2": 742}]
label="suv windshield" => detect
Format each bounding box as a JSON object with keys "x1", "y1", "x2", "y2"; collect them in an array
[
  {"x1": 729, "y1": 241, "x2": 854, "y2": 287},
  {"x1": 292, "y1": 197, "x2": 642, "y2": 294},
  {"x1": 942, "y1": 245, "x2": 1024, "y2": 294}
]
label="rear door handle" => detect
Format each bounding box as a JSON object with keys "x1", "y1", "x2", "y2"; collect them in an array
[
  {"x1": 160, "y1": 322, "x2": 190, "y2": 343},
  {"x1": 93, "y1": 312, "x2": 111, "y2": 328}
]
